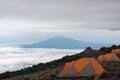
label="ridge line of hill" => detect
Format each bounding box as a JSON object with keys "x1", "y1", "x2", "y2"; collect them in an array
[
  {"x1": 0, "y1": 45, "x2": 120, "y2": 79},
  {"x1": 21, "y1": 36, "x2": 111, "y2": 49}
]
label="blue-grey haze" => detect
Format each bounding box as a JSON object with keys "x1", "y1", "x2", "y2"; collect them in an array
[{"x1": 0, "y1": 0, "x2": 119, "y2": 45}]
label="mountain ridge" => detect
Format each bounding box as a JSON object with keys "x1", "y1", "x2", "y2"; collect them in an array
[{"x1": 22, "y1": 36, "x2": 110, "y2": 49}]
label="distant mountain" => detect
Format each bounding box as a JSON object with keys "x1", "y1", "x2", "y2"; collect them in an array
[{"x1": 22, "y1": 36, "x2": 110, "y2": 49}]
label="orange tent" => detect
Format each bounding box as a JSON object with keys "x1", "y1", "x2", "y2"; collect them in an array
[
  {"x1": 112, "y1": 49, "x2": 120, "y2": 54},
  {"x1": 97, "y1": 53, "x2": 120, "y2": 62},
  {"x1": 58, "y1": 58, "x2": 105, "y2": 78}
]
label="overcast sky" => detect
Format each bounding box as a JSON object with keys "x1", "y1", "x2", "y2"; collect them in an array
[{"x1": 0, "y1": 0, "x2": 120, "y2": 44}]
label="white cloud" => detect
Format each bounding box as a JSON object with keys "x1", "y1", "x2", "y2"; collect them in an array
[
  {"x1": 0, "y1": 18, "x2": 120, "y2": 44},
  {"x1": 0, "y1": 47, "x2": 83, "y2": 73},
  {"x1": 0, "y1": 0, "x2": 120, "y2": 30},
  {"x1": 0, "y1": 19, "x2": 61, "y2": 36}
]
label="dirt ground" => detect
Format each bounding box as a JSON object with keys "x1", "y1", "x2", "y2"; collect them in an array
[{"x1": 4, "y1": 62, "x2": 120, "y2": 80}]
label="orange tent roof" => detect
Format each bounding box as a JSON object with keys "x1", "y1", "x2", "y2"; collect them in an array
[
  {"x1": 112, "y1": 49, "x2": 120, "y2": 54},
  {"x1": 97, "y1": 55, "x2": 105, "y2": 62},
  {"x1": 104, "y1": 53, "x2": 114, "y2": 60},
  {"x1": 97, "y1": 53, "x2": 120, "y2": 62},
  {"x1": 60, "y1": 58, "x2": 105, "y2": 78},
  {"x1": 63, "y1": 61, "x2": 74, "y2": 76}
]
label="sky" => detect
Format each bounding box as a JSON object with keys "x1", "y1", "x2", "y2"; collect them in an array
[{"x1": 0, "y1": 0, "x2": 120, "y2": 44}]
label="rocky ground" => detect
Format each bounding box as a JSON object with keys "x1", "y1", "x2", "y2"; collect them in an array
[
  {"x1": 101, "y1": 62, "x2": 120, "y2": 80},
  {"x1": 3, "y1": 67, "x2": 63, "y2": 80},
  {"x1": 4, "y1": 62, "x2": 120, "y2": 80},
  {"x1": 2, "y1": 45, "x2": 120, "y2": 80}
]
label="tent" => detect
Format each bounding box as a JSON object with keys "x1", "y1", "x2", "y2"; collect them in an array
[
  {"x1": 58, "y1": 58, "x2": 105, "y2": 78},
  {"x1": 97, "y1": 54, "x2": 120, "y2": 62},
  {"x1": 112, "y1": 49, "x2": 120, "y2": 54},
  {"x1": 21, "y1": 68, "x2": 31, "y2": 75},
  {"x1": 97, "y1": 55, "x2": 107, "y2": 62},
  {"x1": 111, "y1": 49, "x2": 120, "y2": 58}
]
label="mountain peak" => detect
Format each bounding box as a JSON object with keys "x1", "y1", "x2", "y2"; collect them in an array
[
  {"x1": 51, "y1": 36, "x2": 66, "y2": 39},
  {"x1": 48, "y1": 36, "x2": 74, "y2": 40},
  {"x1": 22, "y1": 36, "x2": 110, "y2": 49}
]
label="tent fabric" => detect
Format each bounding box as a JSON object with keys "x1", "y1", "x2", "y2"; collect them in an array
[
  {"x1": 73, "y1": 58, "x2": 90, "y2": 73},
  {"x1": 63, "y1": 61, "x2": 74, "y2": 76},
  {"x1": 66, "y1": 66, "x2": 77, "y2": 77},
  {"x1": 110, "y1": 56, "x2": 118, "y2": 61},
  {"x1": 104, "y1": 54, "x2": 113, "y2": 61},
  {"x1": 97, "y1": 54, "x2": 120, "y2": 62},
  {"x1": 92, "y1": 59, "x2": 105, "y2": 75},
  {"x1": 113, "y1": 54, "x2": 120, "y2": 61},
  {"x1": 59, "y1": 58, "x2": 105, "y2": 78},
  {"x1": 97, "y1": 55, "x2": 104, "y2": 62},
  {"x1": 112, "y1": 49, "x2": 120, "y2": 54},
  {"x1": 21, "y1": 68, "x2": 31, "y2": 75},
  {"x1": 80, "y1": 63, "x2": 95, "y2": 76}
]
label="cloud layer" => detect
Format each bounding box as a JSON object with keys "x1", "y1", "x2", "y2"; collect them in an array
[
  {"x1": 0, "y1": 0, "x2": 120, "y2": 30},
  {"x1": 0, "y1": 47, "x2": 83, "y2": 73}
]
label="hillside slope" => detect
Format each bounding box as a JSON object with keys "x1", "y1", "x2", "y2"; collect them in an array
[{"x1": 1, "y1": 45, "x2": 120, "y2": 80}]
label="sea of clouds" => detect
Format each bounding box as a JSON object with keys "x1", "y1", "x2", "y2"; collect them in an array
[{"x1": 0, "y1": 47, "x2": 83, "y2": 73}]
